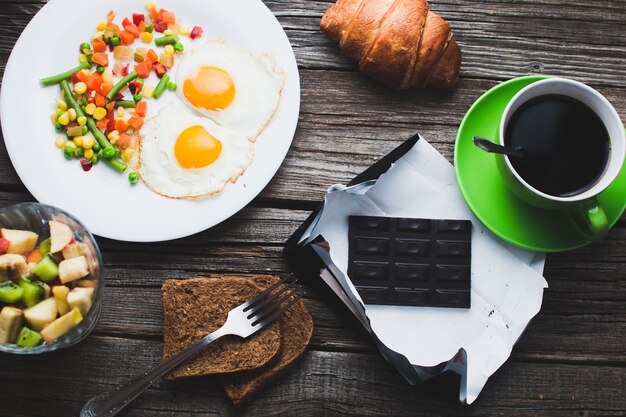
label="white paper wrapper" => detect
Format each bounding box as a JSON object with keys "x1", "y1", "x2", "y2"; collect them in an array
[{"x1": 297, "y1": 137, "x2": 548, "y2": 404}]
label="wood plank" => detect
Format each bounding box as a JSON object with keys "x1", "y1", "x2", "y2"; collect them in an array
[{"x1": 1, "y1": 335, "x2": 625, "y2": 416}]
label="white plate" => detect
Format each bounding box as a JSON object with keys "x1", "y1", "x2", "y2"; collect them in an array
[{"x1": 0, "y1": 0, "x2": 299, "y2": 242}]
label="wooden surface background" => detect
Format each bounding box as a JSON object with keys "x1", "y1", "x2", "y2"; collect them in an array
[{"x1": 1, "y1": 0, "x2": 625, "y2": 416}]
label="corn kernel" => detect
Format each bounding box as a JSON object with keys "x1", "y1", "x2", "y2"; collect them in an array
[
  {"x1": 77, "y1": 116, "x2": 87, "y2": 126},
  {"x1": 102, "y1": 71, "x2": 113, "y2": 83},
  {"x1": 179, "y1": 24, "x2": 189, "y2": 36},
  {"x1": 65, "y1": 140, "x2": 77, "y2": 149},
  {"x1": 82, "y1": 136, "x2": 95, "y2": 149},
  {"x1": 74, "y1": 82, "x2": 87, "y2": 95},
  {"x1": 97, "y1": 21, "x2": 108, "y2": 31},
  {"x1": 57, "y1": 111, "x2": 70, "y2": 125},
  {"x1": 68, "y1": 108, "x2": 77, "y2": 121},
  {"x1": 85, "y1": 103, "x2": 96, "y2": 115},
  {"x1": 56, "y1": 98, "x2": 68, "y2": 110},
  {"x1": 140, "y1": 32, "x2": 153, "y2": 43},
  {"x1": 55, "y1": 137, "x2": 66, "y2": 149},
  {"x1": 164, "y1": 45, "x2": 175, "y2": 55},
  {"x1": 164, "y1": 29, "x2": 174, "y2": 36},
  {"x1": 78, "y1": 54, "x2": 87, "y2": 63},
  {"x1": 84, "y1": 149, "x2": 94, "y2": 159},
  {"x1": 121, "y1": 149, "x2": 135, "y2": 161},
  {"x1": 107, "y1": 130, "x2": 120, "y2": 143},
  {"x1": 127, "y1": 108, "x2": 136, "y2": 114},
  {"x1": 142, "y1": 85, "x2": 155, "y2": 99},
  {"x1": 73, "y1": 136, "x2": 83, "y2": 147},
  {"x1": 116, "y1": 106, "x2": 125, "y2": 117},
  {"x1": 93, "y1": 107, "x2": 107, "y2": 121},
  {"x1": 146, "y1": 1, "x2": 156, "y2": 10}
]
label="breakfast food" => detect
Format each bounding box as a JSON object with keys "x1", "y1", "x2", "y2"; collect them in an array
[
  {"x1": 161, "y1": 277, "x2": 282, "y2": 378},
  {"x1": 39, "y1": 5, "x2": 203, "y2": 183},
  {"x1": 0, "y1": 221, "x2": 97, "y2": 347},
  {"x1": 348, "y1": 216, "x2": 471, "y2": 308},
  {"x1": 139, "y1": 104, "x2": 255, "y2": 198},
  {"x1": 175, "y1": 40, "x2": 285, "y2": 140},
  {"x1": 220, "y1": 275, "x2": 314, "y2": 405},
  {"x1": 320, "y1": 0, "x2": 461, "y2": 90}
]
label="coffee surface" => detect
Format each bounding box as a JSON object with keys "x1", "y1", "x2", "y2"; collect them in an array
[{"x1": 505, "y1": 94, "x2": 610, "y2": 197}]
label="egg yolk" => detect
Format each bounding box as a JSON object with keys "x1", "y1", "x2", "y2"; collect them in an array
[
  {"x1": 183, "y1": 66, "x2": 236, "y2": 111},
  {"x1": 174, "y1": 125, "x2": 222, "y2": 168}
]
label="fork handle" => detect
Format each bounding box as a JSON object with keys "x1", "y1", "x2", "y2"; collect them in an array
[{"x1": 80, "y1": 327, "x2": 227, "y2": 417}]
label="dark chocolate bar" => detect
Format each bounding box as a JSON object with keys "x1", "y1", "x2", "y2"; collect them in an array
[{"x1": 348, "y1": 216, "x2": 472, "y2": 308}]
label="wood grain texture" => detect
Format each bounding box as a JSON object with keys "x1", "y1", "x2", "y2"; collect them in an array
[{"x1": 0, "y1": 0, "x2": 625, "y2": 415}]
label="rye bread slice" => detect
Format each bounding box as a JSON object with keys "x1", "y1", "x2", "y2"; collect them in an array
[
  {"x1": 220, "y1": 275, "x2": 314, "y2": 404},
  {"x1": 161, "y1": 277, "x2": 281, "y2": 380}
]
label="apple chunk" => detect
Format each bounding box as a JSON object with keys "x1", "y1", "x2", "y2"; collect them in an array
[
  {"x1": 23, "y1": 298, "x2": 58, "y2": 331},
  {"x1": 40, "y1": 308, "x2": 82, "y2": 344},
  {"x1": 66, "y1": 287, "x2": 94, "y2": 315},
  {"x1": 49, "y1": 221, "x2": 74, "y2": 254},
  {"x1": 1, "y1": 228, "x2": 38, "y2": 255},
  {"x1": 58, "y1": 256, "x2": 90, "y2": 283}
]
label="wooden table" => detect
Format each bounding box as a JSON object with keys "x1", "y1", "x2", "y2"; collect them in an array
[{"x1": 1, "y1": 0, "x2": 625, "y2": 415}]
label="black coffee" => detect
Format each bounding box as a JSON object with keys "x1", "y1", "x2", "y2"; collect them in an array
[{"x1": 505, "y1": 94, "x2": 610, "y2": 197}]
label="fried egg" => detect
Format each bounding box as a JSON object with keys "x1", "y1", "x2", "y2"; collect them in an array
[
  {"x1": 175, "y1": 39, "x2": 285, "y2": 141},
  {"x1": 139, "y1": 104, "x2": 254, "y2": 198}
]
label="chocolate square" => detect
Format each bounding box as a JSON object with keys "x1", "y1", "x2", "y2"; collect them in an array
[{"x1": 348, "y1": 216, "x2": 472, "y2": 308}]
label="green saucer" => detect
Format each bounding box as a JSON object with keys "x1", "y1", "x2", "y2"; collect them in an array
[{"x1": 454, "y1": 75, "x2": 626, "y2": 252}]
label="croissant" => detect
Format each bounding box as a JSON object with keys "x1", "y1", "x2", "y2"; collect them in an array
[{"x1": 320, "y1": 0, "x2": 461, "y2": 90}]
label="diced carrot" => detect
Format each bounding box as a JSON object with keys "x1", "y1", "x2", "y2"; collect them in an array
[
  {"x1": 127, "y1": 114, "x2": 144, "y2": 131},
  {"x1": 106, "y1": 10, "x2": 116, "y2": 23},
  {"x1": 100, "y1": 82, "x2": 114, "y2": 95},
  {"x1": 146, "y1": 49, "x2": 158, "y2": 62},
  {"x1": 119, "y1": 30, "x2": 135, "y2": 45},
  {"x1": 122, "y1": 17, "x2": 132, "y2": 28},
  {"x1": 95, "y1": 93, "x2": 106, "y2": 108},
  {"x1": 157, "y1": 9, "x2": 165, "y2": 20},
  {"x1": 91, "y1": 53, "x2": 109, "y2": 66},
  {"x1": 149, "y1": 7, "x2": 159, "y2": 19},
  {"x1": 134, "y1": 62, "x2": 151, "y2": 78},
  {"x1": 125, "y1": 23, "x2": 140, "y2": 37},
  {"x1": 135, "y1": 101, "x2": 147, "y2": 117},
  {"x1": 161, "y1": 11, "x2": 176, "y2": 24},
  {"x1": 138, "y1": 21, "x2": 146, "y2": 33},
  {"x1": 96, "y1": 118, "x2": 109, "y2": 130},
  {"x1": 92, "y1": 38, "x2": 106, "y2": 53},
  {"x1": 26, "y1": 249, "x2": 42, "y2": 263},
  {"x1": 86, "y1": 72, "x2": 103, "y2": 91},
  {"x1": 105, "y1": 101, "x2": 116, "y2": 113},
  {"x1": 114, "y1": 119, "x2": 128, "y2": 133},
  {"x1": 117, "y1": 133, "x2": 131, "y2": 149},
  {"x1": 76, "y1": 71, "x2": 90, "y2": 83}
]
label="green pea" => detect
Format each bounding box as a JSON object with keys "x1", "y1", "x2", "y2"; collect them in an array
[
  {"x1": 128, "y1": 172, "x2": 139, "y2": 185},
  {"x1": 75, "y1": 147, "x2": 84, "y2": 157},
  {"x1": 174, "y1": 42, "x2": 184, "y2": 52},
  {"x1": 81, "y1": 125, "x2": 89, "y2": 135},
  {"x1": 54, "y1": 122, "x2": 63, "y2": 133},
  {"x1": 166, "y1": 82, "x2": 177, "y2": 91},
  {"x1": 96, "y1": 65, "x2": 105, "y2": 73},
  {"x1": 80, "y1": 42, "x2": 90, "y2": 52},
  {"x1": 145, "y1": 24, "x2": 154, "y2": 33},
  {"x1": 57, "y1": 110, "x2": 64, "y2": 117},
  {"x1": 102, "y1": 146, "x2": 116, "y2": 158},
  {"x1": 133, "y1": 93, "x2": 143, "y2": 102},
  {"x1": 93, "y1": 142, "x2": 102, "y2": 153},
  {"x1": 110, "y1": 36, "x2": 121, "y2": 46},
  {"x1": 63, "y1": 146, "x2": 74, "y2": 159},
  {"x1": 91, "y1": 155, "x2": 99, "y2": 164}
]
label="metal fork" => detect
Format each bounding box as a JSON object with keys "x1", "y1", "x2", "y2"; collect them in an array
[{"x1": 80, "y1": 276, "x2": 300, "y2": 417}]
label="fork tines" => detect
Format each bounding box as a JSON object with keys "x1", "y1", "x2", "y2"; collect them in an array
[{"x1": 243, "y1": 275, "x2": 301, "y2": 326}]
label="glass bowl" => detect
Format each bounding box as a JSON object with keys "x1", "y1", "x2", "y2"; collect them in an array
[{"x1": 0, "y1": 202, "x2": 103, "y2": 354}]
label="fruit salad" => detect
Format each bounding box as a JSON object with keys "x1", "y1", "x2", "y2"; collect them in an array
[{"x1": 0, "y1": 220, "x2": 97, "y2": 347}]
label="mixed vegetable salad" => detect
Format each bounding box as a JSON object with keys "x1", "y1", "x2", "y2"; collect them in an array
[
  {"x1": 0, "y1": 221, "x2": 96, "y2": 347},
  {"x1": 39, "y1": 3, "x2": 202, "y2": 184}
]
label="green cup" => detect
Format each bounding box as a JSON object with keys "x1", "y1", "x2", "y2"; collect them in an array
[{"x1": 493, "y1": 78, "x2": 626, "y2": 240}]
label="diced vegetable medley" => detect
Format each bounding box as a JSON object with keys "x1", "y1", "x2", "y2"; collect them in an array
[
  {"x1": 0, "y1": 221, "x2": 97, "y2": 347},
  {"x1": 39, "y1": 3, "x2": 202, "y2": 185}
]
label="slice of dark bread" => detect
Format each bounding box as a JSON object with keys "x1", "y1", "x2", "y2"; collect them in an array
[
  {"x1": 161, "y1": 277, "x2": 281, "y2": 380},
  {"x1": 220, "y1": 275, "x2": 314, "y2": 404}
]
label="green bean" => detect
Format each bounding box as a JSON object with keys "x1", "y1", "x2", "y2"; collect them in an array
[
  {"x1": 153, "y1": 74, "x2": 170, "y2": 99},
  {"x1": 60, "y1": 80, "x2": 85, "y2": 119},
  {"x1": 154, "y1": 35, "x2": 177, "y2": 47},
  {"x1": 40, "y1": 62, "x2": 91, "y2": 86},
  {"x1": 85, "y1": 116, "x2": 113, "y2": 149},
  {"x1": 106, "y1": 71, "x2": 138, "y2": 102},
  {"x1": 101, "y1": 155, "x2": 127, "y2": 173},
  {"x1": 114, "y1": 100, "x2": 136, "y2": 109}
]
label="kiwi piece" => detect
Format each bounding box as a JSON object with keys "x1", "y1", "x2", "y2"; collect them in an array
[
  {"x1": 0, "y1": 281, "x2": 24, "y2": 304},
  {"x1": 18, "y1": 278, "x2": 45, "y2": 307},
  {"x1": 16, "y1": 326, "x2": 43, "y2": 347}
]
